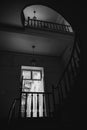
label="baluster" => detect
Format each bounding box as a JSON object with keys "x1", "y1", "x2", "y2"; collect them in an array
[
  {"x1": 63, "y1": 25, "x2": 66, "y2": 32},
  {"x1": 62, "y1": 25, "x2": 64, "y2": 32},
  {"x1": 75, "y1": 42, "x2": 80, "y2": 59},
  {"x1": 67, "y1": 66, "x2": 72, "y2": 88},
  {"x1": 59, "y1": 24, "x2": 61, "y2": 31},
  {"x1": 73, "y1": 54, "x2": 78, "y2": 76},
  {"x1": 38, "y1": 21, "x2": 40, "y2": 28},
  {"x1": 57, "y1": 24, "x2": 59, "y2": 30},
  {"x1": 61, "y1": 79, "x2": 67, "y2": 99},
  {"x1": 44, "y1": 22, "x2": 46, "y2": 28},
  {"x1": 59, "y1": 82, "x2": 63, "y2": 103},
  {"x1": 37, "y1": 20, "x2": 39, "y2": 28},
  {"x1": 35, "y1": 20, "x2": 37, "y2": 28},
  {"x1": 53, "y1": 23, "x2": 55, "y2": 30},
  {"x1": 31, "y1": 19, "x2": 33, "y2": 27},
  {"x1": 41, "y1": 21, "x2": 43, "y2": 28},
  {"x1": 25, "y1": 93, "x2": 27, "y2": 118},
  {"x1": 47, "y1": 93, "x2": 50, "y2": 117},
  {"x1": 63, "y1": 73, "x2": 68, "y2": 95},
  {"x1": 46, "y1": 22, "x2": 49, "y2": 29},
  {"x1": 28, "y1": 17, "x2": 30, "y2": 26},
  {"x1": 70, "y1": 59, "x2": 76, "y2": 81},
  {"x1": 31, "y1": 93, "x2": 33, "y2": 117},
  {"x1": 39, "y1": 20, "x2": 41, "y2": 28},
  {"x1": 37, "y1": 93, "x2": 39, "y2": 117},
  {"x1": 34, "y1": 19, "x2": 36, "y2": 28},
  {"x1": 55, "y1": 24, "x2": 58, "y2": 31},
  {"x1": 53, "y1": 24, "x2": 55, "y2": 30},
  {"x1": 67, "y1": 26, "x2": 70, "y2": 32},
  {"x1": 52, "y1": 85, "x2": 56, "y2": 111},
  {"x1": 48, "y1": 23, "x2": 51, "y2": 29},
  {"x1": 57, "y1": 86, "x2": 61, "y2": 104},
  {"x1": 43, "y1": 93, "x2": 45, "y2": 117},
  {"x1": 29, "y1": 19, "x2": 31, "y2": 26},
  {"x1": 51, "y1": 23, "x2": 53, "y2": 30},
  {"x1": 64, "y1": 72, "x2": 70, "y2": 92}
]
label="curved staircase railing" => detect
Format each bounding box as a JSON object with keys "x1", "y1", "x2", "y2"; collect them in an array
[
  {"x1": 52, "y1": 32, "x2": 80, "y2": 106},
  {"x1": 8, "y1": 32, "x2": 80, "y2": 122}
]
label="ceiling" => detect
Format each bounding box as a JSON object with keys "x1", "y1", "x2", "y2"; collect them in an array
[{"x1": 0, "y1": 0, "x2": 75, "y2": 57}]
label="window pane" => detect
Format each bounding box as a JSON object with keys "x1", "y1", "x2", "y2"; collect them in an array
[
  {"x1": 22, "y1": 70, "x2": 31, "y2": 79},
  {"x1": 32, "y1": 71, "x2": 41, "y2": 80},
  {"x1": 22, "y1": 80, "x2": 32, "y2": 92}
]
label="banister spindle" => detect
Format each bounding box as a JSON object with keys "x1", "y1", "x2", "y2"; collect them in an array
[
  {"x1": 31, "y1": 93, "x2": 33, "y2": 117},
  {"x1": 70, "y1": 59, "x2": 76, "y2": 81},
  {"x1": 75, "y1": 42, "x2": 80, "y2": 59},
  {"x1": 47, "y1": 93, "x2": 50, "y2": 117},
  {"x1": 27, "y1": 17, "x2": 29, "y2": 26},
  {"x1": 73, "y1": 54, "x2": 78, "y2": 76},
  {"x1": 43, "y1": 93, "x2": 45, "y2": 117},
  {"x1": 63, "y1": 73, "x2": 68, "y2": 95},
  {"x1": 52, "y1": 85, "x2": 56, "y2": 111},
  {"x1": 67, "y1": 66, "x2": 71, "y2": 87},
  {"x1": 57, "y1": 85, "x2": 61, "y2": 104},
  {"x1": 37, "y1": 93, "x2": 39, "y2": 117},
  {"x1": 59, "y1": 82, "x2": 63, "y2": 102},
  {"x1": 25, "y1": 93, "x2": 27, "y2": 118}
]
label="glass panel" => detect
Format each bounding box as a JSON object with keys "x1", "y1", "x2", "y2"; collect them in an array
[
  {"x1": 22, "y1": 80, "x2": 32, "y2": 92},
  {"x1": 32, "y1": 71, "x2": 41, "y2": 80},
  {"x1": 22, "y1": 70, "x2": 31, "y2": 79}
]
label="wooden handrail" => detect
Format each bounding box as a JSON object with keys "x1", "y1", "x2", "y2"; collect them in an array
[
  {"x1": 54, "y1": 32, "x2": 78, "y2": 89},
  {"x1": 8, "y1": 98, "x2": 20, "y2": 123}
]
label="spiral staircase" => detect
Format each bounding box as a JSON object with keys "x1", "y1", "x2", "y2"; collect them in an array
[{"x1": 7, "y1": 18, "x2": 80, "y2": 129}]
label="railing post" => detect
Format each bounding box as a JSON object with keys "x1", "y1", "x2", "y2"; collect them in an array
[
  {"x1": 43, "y1": 93, "x2": 45, "y2": 117},
  {"x1": 52, "y1": 85, "x2": 56, "y2": 113},
  {"x1": 28, "y1": 17, "x2": 30, "y2": 26},
  {"x1": 67, "y1": 67, "x2": 71, "y2": 87},
  {"x1": 37, "y1": 93, "x2": 39, "y2": 117},
  {"x1": 25, "y1": 93, "x2": 27, "y2": 118},
  {"x1": 63, "y1": 73, "x2": 68, "y2": 95},
  {"x1": 70, "y1": 59, "x2": 76, "y2": 82},
  {"x1": 47, "y1": 93, "x2": 50, "y2": 117},
  {"x1": 75, "y1": 41, "x2": 80, "y2": 59},
  {"x1": 31, "y1": 93, "x2": 33, "y2": 117}
]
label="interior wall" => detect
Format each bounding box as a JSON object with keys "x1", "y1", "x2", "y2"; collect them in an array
[{"x1": 0, "y1": 51, "x2": 64, "y2": 118}]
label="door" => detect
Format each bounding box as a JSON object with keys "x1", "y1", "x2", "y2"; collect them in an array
[{"x1": 21, "y1": 66, "x2": 46, "y2": 117}]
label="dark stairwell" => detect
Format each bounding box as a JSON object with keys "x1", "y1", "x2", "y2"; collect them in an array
[
  {"x1": 7, "y1": 33, "x2": 80, "y2": 129},
  {"x1": 0, "y1": 3, "x2": 81, "y2": 129}
]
